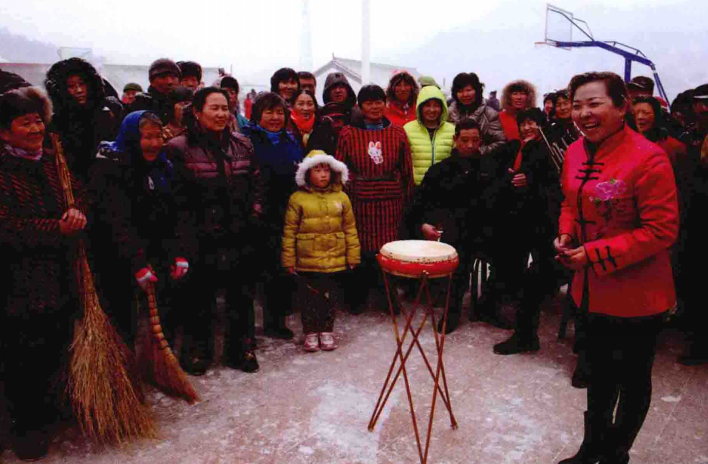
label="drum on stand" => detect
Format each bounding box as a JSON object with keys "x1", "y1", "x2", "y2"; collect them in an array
[{"x1": 369, "y1": 240, "x2": 459, "y2": 464}]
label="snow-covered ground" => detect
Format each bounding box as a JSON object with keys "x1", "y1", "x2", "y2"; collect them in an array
[{"x1": 1, "y1": 288, "x2": 706, "y2": 464}]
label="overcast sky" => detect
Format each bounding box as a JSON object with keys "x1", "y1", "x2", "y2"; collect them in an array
[{"x1": 3, "y1": 0, "x2": 705, "y2": 100}]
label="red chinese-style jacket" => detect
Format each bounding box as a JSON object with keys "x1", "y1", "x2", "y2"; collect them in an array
[{"x1": 559, "y1": 126, "x2": 679, "y2": 317}]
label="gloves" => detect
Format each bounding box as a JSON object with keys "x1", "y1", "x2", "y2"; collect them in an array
[
  {"x1": 171, "y1": 257, "x2": 189, "y2": 280},
  {"x1": 135, "y1": 267, "x2": 158, "y2": 290}
]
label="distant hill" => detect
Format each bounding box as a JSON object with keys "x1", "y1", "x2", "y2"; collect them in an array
[{"x1": 0, "y1": 27, "x2": 59, "y2": 64}]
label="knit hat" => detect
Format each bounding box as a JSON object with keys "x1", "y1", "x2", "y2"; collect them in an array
[
  {"x1": 123, "y1": 82, "x2": 143, "y2": 93},
  {"x1": 418, "y1": 75, "x2": 439, "y2": 88},
  {"x1": 357, "y1": 84, "x2": 386, "y2": 107},
  {"x1": 177, "y1": 61, "x2": 202, "y2": 82},
  {"x1": 295, "y1": 150, "x2": 349, "y2": 187},
  {"x1": 149, "y1": 58, "x2": 181, "y2": 81}
]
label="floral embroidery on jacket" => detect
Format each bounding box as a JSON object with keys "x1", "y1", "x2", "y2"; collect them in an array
[{"x1": 589, "y1": 178, "x2": 627, "y2": 238}]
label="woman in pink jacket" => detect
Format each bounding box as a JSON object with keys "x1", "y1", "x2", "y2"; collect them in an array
[{"x1": 556, "y1": 72, "x2": 678, "y2": 464}]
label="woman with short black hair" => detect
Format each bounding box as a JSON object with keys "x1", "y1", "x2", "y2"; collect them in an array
[
  {"x1": 447, "y1": 72, "x2": 506, "y2": 155},
  {"x1": 270, "y1": 67, "x2": 300, "y2": 106},
  {"x1": 243, "y1": 92, "x2": 304, "y2": 339},
  {"x1": 557, "y1": 72, "x2": 678, "y2": 464},
  {"x1": 166, "y1": 86, "x2": 263, "y2": 375},
  {"x1": 335, "y1": 84, "x2": 414, "y2": 313}
]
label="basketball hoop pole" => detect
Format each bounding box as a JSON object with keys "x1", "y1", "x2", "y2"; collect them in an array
[{"x1": 541, "y1": 4, "x2": 671, "y2": 107}]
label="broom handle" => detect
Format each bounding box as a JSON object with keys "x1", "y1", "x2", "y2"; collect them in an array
[
  {"x1": 50, "y1": 134, "x2": 76, "y2": 209},
  {"x1": 145, "y1": 283, "x2": 171, "y2": 352}
]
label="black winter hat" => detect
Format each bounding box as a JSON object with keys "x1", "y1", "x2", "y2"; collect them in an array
[
  {"x1": 693, "y1": 84, "x2": 708, "y2": 101},
  {"x1": 149, "y1": 58, "x2": 181, "y2": 81},
  {"x1": 357, "y1": 84, "x2": 386, "y2": 107},
  {"x1": 169, "y1": 86, "x2": 194, "y2": 104},
  {"x1": 177, "y1": 61, "x2": 202, "y2": 81}
]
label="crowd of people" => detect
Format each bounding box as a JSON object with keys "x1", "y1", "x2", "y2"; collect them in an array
[{"x1": 1, "y1": 56, "x2": 707, "y2": 462}]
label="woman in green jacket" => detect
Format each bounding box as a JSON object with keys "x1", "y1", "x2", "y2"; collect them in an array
[{"x1": 403, "y1": 85, "x2": 456, "y2": 185}]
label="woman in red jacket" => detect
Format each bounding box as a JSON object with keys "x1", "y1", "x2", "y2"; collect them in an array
[{"x1": 556, "y1": 72, "x2": 678, "y2": 464}]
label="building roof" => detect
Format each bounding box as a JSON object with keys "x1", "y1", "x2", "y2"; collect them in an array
[{"x1": 313, "y1": 55, "x2": 420, "y2": 89}]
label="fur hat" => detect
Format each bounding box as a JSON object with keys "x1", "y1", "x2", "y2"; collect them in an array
[
  {"x1": 0, "y1": 86, "x2": 53, "y2": 129},
  {"x1": 177, "y1": 61, "x2": 202, "y2": 82},
  {"x1": 149, "y1": 58, "x2": 181, "y2": 82},
  {"x1": 0, "y1": 69, "x2": 31, "y2": 95},
  {"x1": 295, "y1": 150, "x2": 349, "y2": 187},
  {"x1": 45, "y1": 57, "x2": 106, "y2": 111},
  {"x1": 501, "y1": 79, "x2": 537, "y2": 110}
]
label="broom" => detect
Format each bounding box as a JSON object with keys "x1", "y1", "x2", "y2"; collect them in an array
[
  {"x1": 139, "y1": 282, "x2": 200, "y2": 404},
  {"x1": 52, "y1": 134, "x2": 156, "y2": 444}
]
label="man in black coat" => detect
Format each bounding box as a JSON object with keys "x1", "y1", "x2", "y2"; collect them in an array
[
  {"x1": 407, "y1": 118, "x2": 516, "y2": 333},
  {"x1": 127, "y1": 58, "x2": 181, "y2": 124}
]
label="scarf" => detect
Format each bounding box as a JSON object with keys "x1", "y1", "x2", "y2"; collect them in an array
[
  {"x1": 257, "y1": 124, "x2": 282, "y2": 146},
  {"x1": 290, "y1": 111, "x2": 315, "y2": 135},
  {"x1": 5, "y1": 144, "x2": 43, "y2": 161}
]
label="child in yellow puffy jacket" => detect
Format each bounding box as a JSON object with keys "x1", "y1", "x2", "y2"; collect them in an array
[{"x1": 282, "y1": 150, "x2": 361, "y2": 352}]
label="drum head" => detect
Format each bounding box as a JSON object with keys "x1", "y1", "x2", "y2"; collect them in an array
[
  {"x1": 380, "y1": 240, "x2": 457, "y2": 264},
  {"x1": 378, "y1": 240, "x2": 459, "y2": 278}
]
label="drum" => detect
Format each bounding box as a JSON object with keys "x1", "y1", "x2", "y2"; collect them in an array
[{"x1": 377, "y1": 240, "x2": 459, "y2": 279}]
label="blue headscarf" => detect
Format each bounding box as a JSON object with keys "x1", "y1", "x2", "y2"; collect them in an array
[{"x1": 98, "y1": 110, "x2": 173, "y2": 193}]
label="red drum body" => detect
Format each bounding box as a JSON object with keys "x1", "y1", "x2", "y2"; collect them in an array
[{"x1": 377, "y1": 240, "x2": 459, "y2": 279}]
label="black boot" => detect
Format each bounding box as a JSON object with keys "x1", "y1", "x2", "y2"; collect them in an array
[
  {"x1": 572, "y1": 353, "x2": 591, "y2": 389},
  {"x1": 10, "y1": 421, "x2": 50, "y2": 462},
  {"x1": 263, "y1": 318, "x2": 294, "y2": 340},
  {"x1": 437, "y1": 311, "x2": 461, "y2": 334},
  {"x1": 558, "y1": 411, "x2": 607, "y2": 464},
  {"x1": 493, "y1": 332, "x2": 540, "y2": 355}
]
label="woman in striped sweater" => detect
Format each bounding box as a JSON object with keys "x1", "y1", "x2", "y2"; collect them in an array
[{"x1": 335, "y1": 85, "x2": 414, "y2": 314}]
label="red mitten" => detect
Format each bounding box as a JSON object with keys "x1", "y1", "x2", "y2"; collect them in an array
[
  {"x1": 171, "y1": 257, "x2": 189, "y2": 280},
  {"x1": 135, "y1": 267, "x2": 158, "y2": 290}
]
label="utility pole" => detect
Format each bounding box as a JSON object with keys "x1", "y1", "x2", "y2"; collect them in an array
[
  {"x1": 361, "y1": 0, "x2": 370, "y2": 85},
  {"x1": 300, "y1": 0, "x2": 313, "y2": 71}
]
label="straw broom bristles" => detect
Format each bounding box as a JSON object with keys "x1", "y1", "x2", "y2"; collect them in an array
[
  {"x1": 52, "y1": 134, "x2": 156, "y2": 444},
  {"x1": 139, "y1": 282, "x2": 200, "y2": 404}
]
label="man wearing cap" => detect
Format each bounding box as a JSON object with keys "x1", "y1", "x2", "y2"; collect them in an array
[
  {"x1": 628, "y1": 76, "x2": 669, "y2": 110},
  {"x1": 127, "y1": 58, "x2": 181, "y2": 124},
  {"x1": 121, "y1": 82, "x2": 142, "y2": 105}
]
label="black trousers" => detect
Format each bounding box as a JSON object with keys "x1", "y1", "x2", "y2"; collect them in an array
[
  {"x1": 177, "y1": 251, "x2": 255, "y2": 360},
  {"x1": 513, "y1": 237, "x2": 571, "y2": 338},
  {"x1": 296, "y1": 271, "x2": 345, "y2": 333},
  {"x1": 93, "y1": 264, "x2": 138, "y2": 348},
  {"x1": 585, "y1": 311, "x2": 666, "y2": 452},
  {"x1": 1, "y1": 309, "x2": 74, "y2": 432}
]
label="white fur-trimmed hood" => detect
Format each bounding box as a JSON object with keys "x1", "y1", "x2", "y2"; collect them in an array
[{"x1": 295, "y1": 152, "x2": 350, "y2": 187}]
